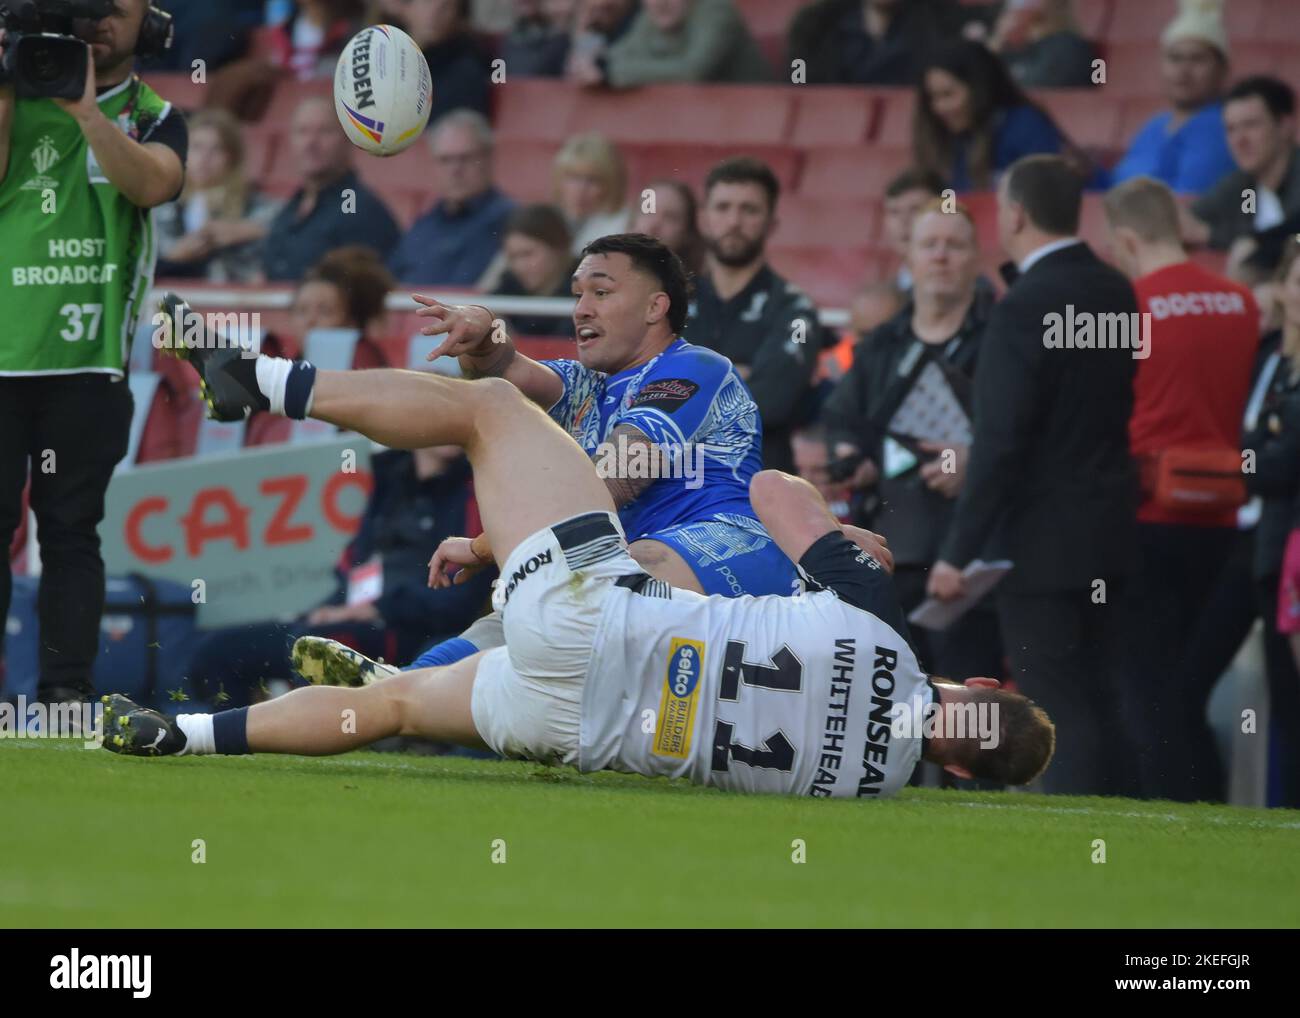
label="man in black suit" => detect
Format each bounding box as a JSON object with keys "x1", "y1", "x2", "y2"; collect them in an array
[{"x1": 927, "y1": 155, "x2": 1140, "y2": 797}]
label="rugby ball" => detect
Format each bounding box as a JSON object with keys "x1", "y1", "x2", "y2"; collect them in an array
[{"x1": 333, "y1": 25, "x2": 433, "y2": 156}]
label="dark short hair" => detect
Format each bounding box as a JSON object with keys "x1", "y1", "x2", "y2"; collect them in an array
[
  {"x1": 1004, "y1": 155, "x2": 1083, "y2": 235},
  {"x1": 504, "y1": 203, "x2": 572, "y2": 252},
  {"x1": 703, "y1": 156, "x2": 781, "y2": 213},
  {"x1": 1226, "y1": 75, "x2": 1297, "y2": 120},
  {"x1": 580, "y1": 233, "x2": 692, "y2": 333},
  {"x1": 885, "y1": 166, "x2": 946, "y2": 200},
  {"x1": 301, "y1": 245, "x2": 395, "y2": 329}
]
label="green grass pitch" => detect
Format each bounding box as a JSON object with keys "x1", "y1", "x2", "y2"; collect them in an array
[{"x1": 3, "y1": 739, "x2": 1298, "y2": 927}]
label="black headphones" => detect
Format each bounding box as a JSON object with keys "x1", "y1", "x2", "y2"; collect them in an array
[{"x1": 134, "y1": 4, "x2": 173, "y2": 58}]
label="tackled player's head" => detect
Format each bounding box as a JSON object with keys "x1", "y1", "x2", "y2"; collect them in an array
[
  {"x1": 571, "y1": 233, "x2": 690, "y2": 373},
  {"x1": 925, "y1": 682, "x2": 1056, "y2": 786}
]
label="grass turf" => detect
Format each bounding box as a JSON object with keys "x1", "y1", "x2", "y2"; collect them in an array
[{"x1": 3, "y1": 739, "x2": 1298, "y2": 927}]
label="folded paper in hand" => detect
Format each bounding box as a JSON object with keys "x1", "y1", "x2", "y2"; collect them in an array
[{"x1": 907, "y1": 559, "x2": 1013, "y2": 631}]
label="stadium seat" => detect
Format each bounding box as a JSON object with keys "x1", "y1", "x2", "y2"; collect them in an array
[
  {"x1": 1036, "y1": 89, "x2": 1121, "y2": 151},
  {"x1": 766, "y1": 245, "x2": 882, "y2": 308},
  {"x1": 571, "y1": 84, "x2": 796, "y2": 145},
  {"x1": 771, "y1": 195, "x2": 878, "y2": 248},
  {"x1": 790, "y1": 87, "x2": 873, "y2": 147},
  {"x1": 622, "y1": 143, "x2": 801, "y2": 197},
  {"x1": 494, "y1": 140, "x2": 562, "y2": 202},
  {"x1": 797, "y1": 146, "x2": 910, "y2": 200},
  {"x1": 242, "y1": 126, "x2": 279, "y2": 185},
  {"x1": 493, "y1": 79, "x2": 579, "y2": 142},
  {"x1": 1103, "y1": 0, "x2": 1180, "y2": 44},
  {"x1": 869, "y1": 88, "x2": 916, "y2": 149},
  {"x1": 261, "y1": 78, "x2": 332, "y2": 127},
  {"x1": 734, "y1": 0, "x2": 807, "y2": 40},
  {"x1": 142, "y1": 71, "x2": 209, "y2": 113},
  {"x1": 1099, "y1": 44, "x2": 1165, "y2": 99},
  {"x1": 1117, "y1": 95, "x2": 1167, "y2": 152}
]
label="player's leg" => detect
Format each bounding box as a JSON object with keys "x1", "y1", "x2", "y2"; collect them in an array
[
  {"x1": 627, "y1": 539, "x2": 705, "y2": 592},
  {"x1": 101, "y1": 653, "x2": 487, "y2": 757}
]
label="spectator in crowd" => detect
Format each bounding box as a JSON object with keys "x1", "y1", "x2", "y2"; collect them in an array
[
  {"x1": 571, "y1": 0, "x2": 770, "y2": 87},
  {"x1": 388, "y1": 110, "x2": 516, "y2": 286},
  {"x1": 817, "y1": 281, "x2": 907, "y2": 384},
  {"x1": 985, "y1": 0, "x2": 1097, "y2": 89},
  {"x1": 928, "y1": 156, "x2": 1139, "y2": 797},
  {"x1": 552, "y1": 132, "x2": 631, "y2": 252},
  {"x1": 501, "y1": 0, "x2": 577, "y2": 77},
  {"x1": 490, "y1": 204, "x2": 579, "y2": 336},
  {"x1": 1282, "y1": 510, "x2": 1300, "y2": 671},
  {"x1": 264, "y1": 0, "x2": 364, "y2": 80},
  {"x1": 882, "y1": 166, "x2": 945, "y2": 291},
  {"x1": 565, "y1": 0, "x2": 640, "y2": 82},
  {"x1": 823, "y1": 202, "x2": 1000, "y2": 681},
  {"x1": 185, "y1": 443, "x2": 496, "y2": 708},
  {"x1": 1239, "y1": 239, "x2": 1300, "y2": 808},
  {"x1": 1188, "y1": 77, "x2": 1300, "y2": 284},
  {"x1": 155, "y1": 110, "x2": 282, "y2": 282},
  {"x1": 791, "y1": 423, "x2": 851, "y2": 522},
  {"x1": 787, "y1": 0, "x2": 967, "y2": 86},
  {"x1": 682, "y1": 157, "x2": 822, "y2": 474},
  {"x1": 401, "y1": 0, "x2": 494, "y2": 122},
  {"x1": 913, "y1": 40, "x2": 1078, "y2": 190},
  {"x1": 260, "y1": 96, "x2": 401, "y2": 282},
  {"x1": 631, "y1": 178, "x2": 704, "y2": 276},
  {"x1": 1103, "y1": 175, "x2": 1259, "y2": 802},
  {"x1": 1109, "y1": 0, "x2": 1234, "y2": 194}
]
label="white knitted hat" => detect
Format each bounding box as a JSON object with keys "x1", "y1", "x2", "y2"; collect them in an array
[{"x1": 1161, "y1": 0, "x2": 1230, "y2": 59}]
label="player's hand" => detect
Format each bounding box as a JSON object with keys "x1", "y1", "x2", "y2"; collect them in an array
[
  {"x1": 927, "y1": 560, "x2": 965, "y2": 601},
  {"x1": 917, "y1": 441, "x2": 968, "y2": 499},
  {"x1": 842, "y1": 525, "x2": 893, "y2": 574},
  {"x1": 428, "y1": 534, "x2": 492, "y2": 588},
  {"x1": 412, "y1": 295, "x2": 497, "y2": 361}
]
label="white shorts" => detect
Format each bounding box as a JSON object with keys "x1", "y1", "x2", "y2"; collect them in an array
[{"x1": 470, "y1": 511, "x2": 640, "y2": 765}]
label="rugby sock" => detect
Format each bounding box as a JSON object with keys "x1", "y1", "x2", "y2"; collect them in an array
[
  {"x1": 174, "y1": 713, "x2": 214, "y2": 756},
  {"x1": 211, "y1": 707, "x2": 252, "y2": 755},
  {"x1": 405, "y1": 636, "x2": 479, "y2": 670},
  {"x1": 254, "y1": 357, "x2": 317, "y2": 419}
]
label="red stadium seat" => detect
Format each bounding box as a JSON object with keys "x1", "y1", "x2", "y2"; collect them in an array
[
  {"x1": 493, "y1": 140, "x2": 562, "y2": 202},
  {"x1": 797, "y1": 145, "x2": 910, "y2": 199},
  {"x1": 142, "y1": 71, "x2": 209, "y2": 113},
  {"x1": 261, "y1": 79, "x2": 332, "y2": 128},
  {"x1": 771, "y1": 195, "x2": 877, "y2": 247},
  {"x1": 790, "y1": 87, "x2": 873, "y2": 147},
  {"x1": 1104, "y1": 0, "x2": 1180, "y2": 44},
  {"x1": 870, "y1": 88, "x2": 916, "y2": 148},
  {"x1": 493, "y1": 79, "x2": 579, "y2": 142},
  {"x1": 1117, "y1": 95, "x2": 1167, "y2": 151},
  {"x1": 1099, "y1": 43, "x2": 1165, "y2": 98},
  {"x1": 572, "y1": 84, "x2": 796, "y2": 145},
  {"x1": 1231, "y1": 42, "x2": 1282, "y2": 77},
  {"x1": 352, "y1": 141, "x2": 436, "y2": 193},
  {"x1": 766, "y1": 245, "x2": 882, "y2": 308},
  {"x1": 622, "y1": 142, "x2": 801, "y2": 197},
  {"x1": 1036, "y1": 89, "x2": 1121, "y2": 151},
  {"x1": 734, "y1": 0, "x2": 807, "y2": 39}
]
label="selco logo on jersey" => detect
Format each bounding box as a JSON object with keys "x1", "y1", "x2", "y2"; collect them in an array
[{"x1": 652, "y1": 638, "x2": 704, "y2": 759}]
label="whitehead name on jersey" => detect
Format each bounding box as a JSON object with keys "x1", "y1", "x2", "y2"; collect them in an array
[{"x1": 579, "y1": 585, "x2": 934, "y2": 797}]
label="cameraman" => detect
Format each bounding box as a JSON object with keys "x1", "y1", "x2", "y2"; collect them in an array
[{"x1": 0, "y1": 0, "x2": 186, "y2": 707}]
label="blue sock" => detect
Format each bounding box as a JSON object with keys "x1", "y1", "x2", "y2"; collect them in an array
[
  {"x1": 212, "y1": 706, "x2": 252, "y2": 755},
  {"x1": 406, "y1": 637, "x2": 478, "y2": 670},
  {"x1": 284, "y1": 361, "x2": 317, "y2": 420}
]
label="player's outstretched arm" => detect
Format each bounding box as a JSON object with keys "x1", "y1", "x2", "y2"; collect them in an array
[
  {"x1": 750, "y1": 470, "x2": 892, "y2": 572},
  {"x1": 413, "y1": 295, "x2": 564, "y2": 409}
]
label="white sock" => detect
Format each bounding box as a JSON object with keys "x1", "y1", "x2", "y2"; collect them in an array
[
  {"x1": 176, "y1": 713, "x2": 215, "y2": 756},
  {"x1": 255, "y1": 356, "x2": 294, "y2": 416}
]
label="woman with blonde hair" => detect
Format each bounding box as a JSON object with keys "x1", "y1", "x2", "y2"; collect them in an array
[
  {"x1": 155, "y1": 109, "x2": 281, "y2": 283},
  {"x1": 551, "y1": 132, "x2": 631, "y2": 253}
]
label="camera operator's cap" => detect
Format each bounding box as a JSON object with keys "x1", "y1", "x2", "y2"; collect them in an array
[{"x1": 1162, "y1": 0, "x2": 1230, "y2": 60}]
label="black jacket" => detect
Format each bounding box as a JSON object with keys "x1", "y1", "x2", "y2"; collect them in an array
[
  {"x1": 682, "y1": 264, "x2": 825, "y2": 473},
  {"x1": 941, "y1": 243, "x2": 1140, "y2": 593},
  {"x1": 822, "y1": 284, "x2": 994, "y2": 565},
  {"x1": 1243, "y1": 334, "x2": 1300, "y2": 581}
]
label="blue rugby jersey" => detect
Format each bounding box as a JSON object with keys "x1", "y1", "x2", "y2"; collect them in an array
[{"x1": 543, "y1": 339, "x2": 764, "y2": 543}]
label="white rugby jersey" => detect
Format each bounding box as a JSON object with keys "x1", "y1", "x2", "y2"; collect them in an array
[{"x1": 579, "y1": 533, "x2": 935, "y2": 797}]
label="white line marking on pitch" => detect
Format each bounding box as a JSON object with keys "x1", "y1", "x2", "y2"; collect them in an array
[{"x1": 947, "y1": 800, "x2": 1300, "y2": 831}]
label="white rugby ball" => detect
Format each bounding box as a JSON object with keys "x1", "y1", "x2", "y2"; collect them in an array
[{"x1": 334, "y1": 24, "x2": 433, "y2": 157}]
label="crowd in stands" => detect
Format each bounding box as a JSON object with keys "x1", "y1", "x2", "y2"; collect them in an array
[{"x1": 98, "y1": 0, "x2": 1300, "y2": 805}]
